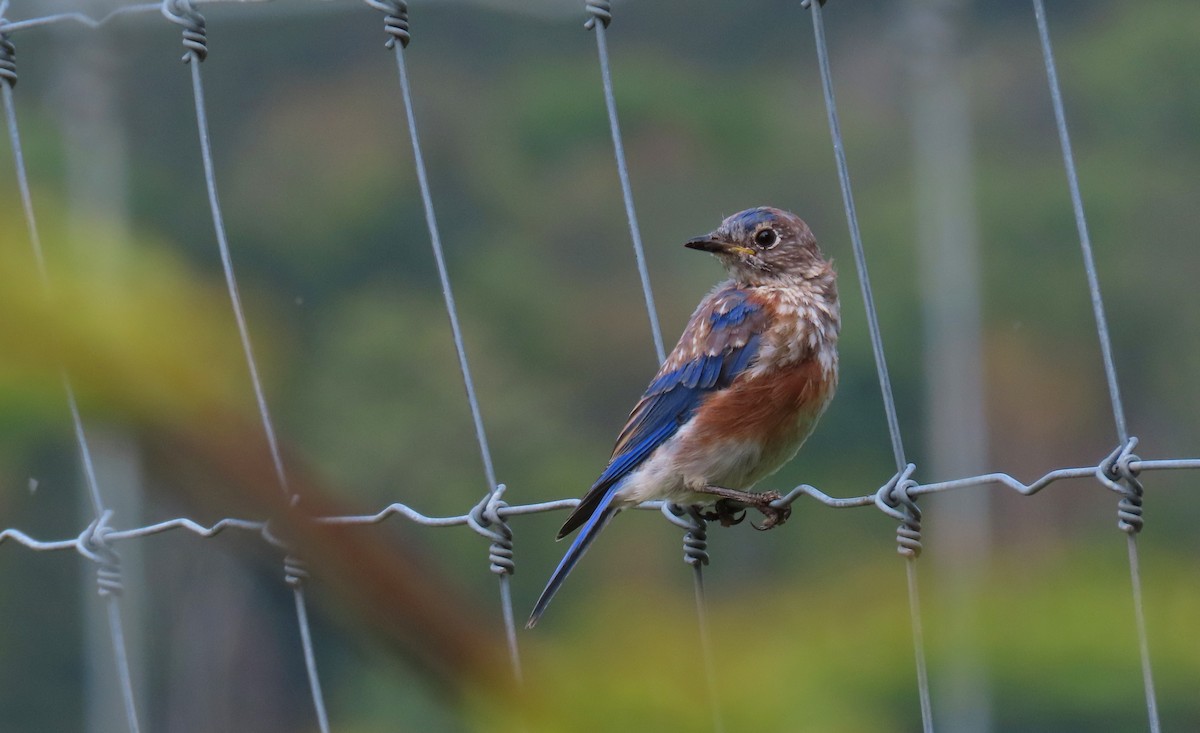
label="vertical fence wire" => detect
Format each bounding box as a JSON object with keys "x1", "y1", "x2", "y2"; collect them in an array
[
  {"x1": 1125, "y1": 533, "x2": 1158, "y2": 731},
  {"x1": 804, "y1": 0, "x2": 906, "y2": 472},
  {"x1": 366, "y1": 0, "x2": 522, "y2": 682},
  {"x1": 1030, "y1": 0, "x2": 1127, "y2": 446},
  {"x1": 683, "y1": 511, "x2": 724, "y2": 733},
  {"x1": 904, "y1": 555, "x2": 933, "y2": 730},
  {"x1": 690, "y1": 566, "x2": 723, "y2": 733},
  {"x1": 586, "y1": 4, "x2": 723, "y2": 730},
  {"x1": 0, "y1": 34, "x2": 143, "y2": 733},
  {"x1": 1031, "y1": 2, "x2": 1159, "y2": 730},
  {"x1": 159, "y1": 2, "x2": 331, "y2": 730},
  {"x1": 585, "y1": 2, "x2": 665, "y2": 364},
  {"x1": 104, "y1": 596, "x2": 142, "y2": 733},
  {"x1": 293, "y1": 583, "x2": 332, "y2": 729},
  {"x1": 803, "y1": 2, "x2": 933, "y2": 730},
  {"x1": 496, "y1": 567, "x2": 523, "y2": 683},
  {"x1": 384, "y1": 16, "x2": 497, "y2": 494},
  {"x1": 171, "y1": 4, "x2": 291, "y2": 500}
]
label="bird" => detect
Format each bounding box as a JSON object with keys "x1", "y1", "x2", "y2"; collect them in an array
[{"x1": 526, "y1": 206, "x2": 840, "y2": 628}]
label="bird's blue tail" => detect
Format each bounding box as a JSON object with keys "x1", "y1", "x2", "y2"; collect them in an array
[{"x1": 526, "y1": 489, "x2": 620, "y2": 628}]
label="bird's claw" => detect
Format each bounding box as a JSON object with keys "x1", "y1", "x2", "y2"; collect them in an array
[
  {"x1": 701, "y1": 498, "x2": 747, "y2": 527},
  {"x1": 751, "y1": 491, "x2": 791, "y2": 531},
  {"x1": 701, "y1": 492, "x2": 790, "y2": 530}
]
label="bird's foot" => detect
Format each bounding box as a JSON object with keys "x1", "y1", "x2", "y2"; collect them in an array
[
  {"x1": 694, "y1": 486, "x2": 791, "y2": 531},
  {"x1": 700, "y1": 498, "x2": 747, "y2": 527},
  {"x1": 750, "y1": 491, "x2": 791, "y2": 531}
]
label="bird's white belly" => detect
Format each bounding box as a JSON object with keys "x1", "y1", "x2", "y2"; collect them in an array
[{"x1": 610, "y1": 401, "x2": 826, "y2": 508}]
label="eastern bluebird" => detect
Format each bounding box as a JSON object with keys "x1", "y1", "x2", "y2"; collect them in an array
[{"x1": 527, "y1": 206, "x2": 840, "y2": 628}]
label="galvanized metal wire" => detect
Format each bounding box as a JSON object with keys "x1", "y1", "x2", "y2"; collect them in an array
[
  {"x1": 2, "y1": 456, "x2": 1195, "y2": 548},
  {"x1": 801, "y1": 0, "x2": 932, "y2": 729},
  {"x1": 0, "y1": 2, "x2": 1192, "y2": 731},
  {"x1": 162, "y1": 0, "x2": 330, "y2": 729},
  {"x1": 585, "y1": 3, "x2": 722, "y2": 728},
  {"x1": 1, "y1": 10, "x2": 142, "y2": 730},
  {"x1": 585, "y1": 0, "x2": 666, "y2": 365},
  {"x1": 365, "y1": 0, "x2": 524, "y2": 684},
  {"x1": 1031, "y1": 1, "x2": 1159, "y2": 728}
]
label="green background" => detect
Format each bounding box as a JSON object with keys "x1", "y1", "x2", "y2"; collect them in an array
[{"x1": 0, "y1": 0, "x2": 1197, "y2": 730}]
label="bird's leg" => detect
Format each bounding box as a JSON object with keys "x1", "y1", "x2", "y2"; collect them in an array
[
  {"x1": 694, "y1": 485, "x2": 791, "y2": 531},
  {"x1": 700, "y1": 498, "x2": 747, "y2": 527}
]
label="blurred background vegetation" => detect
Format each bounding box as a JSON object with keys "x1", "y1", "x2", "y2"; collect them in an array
[{"x1": 0, "y1": 0, "x2": 1198, "y2": 731}]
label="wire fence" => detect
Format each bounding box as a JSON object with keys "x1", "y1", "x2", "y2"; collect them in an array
[{"x1": 0, "y1": 0, "x2": 1193, "y2": 731}]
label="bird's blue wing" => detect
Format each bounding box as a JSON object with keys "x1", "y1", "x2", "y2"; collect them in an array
[{"x1": 557, "y1": 290, "x2": 767, "y2": 538}]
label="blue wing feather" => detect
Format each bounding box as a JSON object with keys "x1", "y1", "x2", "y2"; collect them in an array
[
  {"x1": 556, "y1": 293, "x2": 765, "y2": 539},
  {"x1": 726, "y1": 333, "x2": 761, "y2": 376},
  {"x1": 590, "y1": 398, "x2": 691, "y2": 491},
  {"x1": 528, "y1": 485, "x2": 621, "y2": 627},
  {"x1": 536, "y1": 289, "x2": 770, "y2": 627},
  {"x1": 715, "y1": 299, "x2": 758, "y2": 328}
]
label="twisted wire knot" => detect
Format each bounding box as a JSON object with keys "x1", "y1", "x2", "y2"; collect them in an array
[
  {"x1": 96, "y1": 559, "x2": 124, "y2": 598},
  {"x1": 161, "y1": 0, "x2": 208, "y2": 63},
  {"x1": 584, "y1": 1, "x2": 612, "y2": 30},
  {"x1": 365, "y1": 0, "x2": 411, "y2": 48},
  {"x1": 284, "y1": 554, "x2": 310, "y2": 588},
  {"x1": 467, "y1": 485, "x2": 515, "y2": 576},
  {"x1": 662, "y1": 504, "x2": 710, "y2": 567},
  {"x1": 1116, "y1": 491, "x2": 1144, "y2": 535},
  {"x1": 78, "y1": 510, "x2": 124, "y2": 598},
  {"x1": 1098, "y1": 438, "x2": 1145, "y2": 535},
  {"x1": 0, "y1": 28, "x2": 15, "y2": 89},
  {"x1": 682, "y1": 511, "x2": 709, "y2": 568},
  {"x1": 260, "y1": 506, "x2": 311, "y2": 586},
  {"x1": 875, "y1": 465, "x2": 923, "y2": 558}
]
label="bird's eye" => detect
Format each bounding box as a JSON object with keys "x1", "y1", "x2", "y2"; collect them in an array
[{"x1": 754, "y1": 228, "x2": 778, "y2": 248}]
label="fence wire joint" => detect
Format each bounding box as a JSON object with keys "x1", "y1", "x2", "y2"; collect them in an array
[
  {"x1": 77, "y1": 510, "x2": 125, "y2": 598},
  {"x1": 663, "y1": 504, "x2": 710, "y2": 567},
  {"x1": 468, "y1": 485, "x2": 516, "y2": 577},
  {"x1": 1097, "y1": 437, "x2": 1145, "y2": 534},
  {"x1": 0, "y1": 19, "x2": 15, "y2": 89},
  {"x1": 365, "y1": 0, "x2": 410, "y2": 48},
  {"x1": 584, "y1": 1, "x2": 611, "y2": 30},
  {"x1": 874, "y1": 464, "x2": 923, "y2": 558},
  {"x1": 161, "y1": 0, "x2": 208, "y2": 63},
  {"x1": 284, "y1": 554, "x2": 310, "y2": 588}
]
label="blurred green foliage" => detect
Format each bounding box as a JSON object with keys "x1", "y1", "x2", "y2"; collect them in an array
[{"x1": 0, "y1": 0, "x2": 1198, "y2": 731}]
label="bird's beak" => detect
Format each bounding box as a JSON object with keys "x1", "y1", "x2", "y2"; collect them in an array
[{"x1": 684, "y1": 234, "x2": 755, "y2": 257}]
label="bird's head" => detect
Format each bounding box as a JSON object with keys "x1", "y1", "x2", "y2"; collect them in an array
[{"x1": 684, "y1": 207, "x2": 826, "y2": 285}]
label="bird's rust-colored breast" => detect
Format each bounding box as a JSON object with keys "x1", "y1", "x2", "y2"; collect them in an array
[{"x1": 684, "y1": 356, "x2": 833, "y2": 448}]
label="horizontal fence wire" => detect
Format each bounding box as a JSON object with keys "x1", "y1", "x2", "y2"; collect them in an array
[
  {"x1": 3, "y1": 454, "x2": 1197, "y2": 554},
  {"x1": 0, "y1": 2, "x2": 1194, "y2": 732}
]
